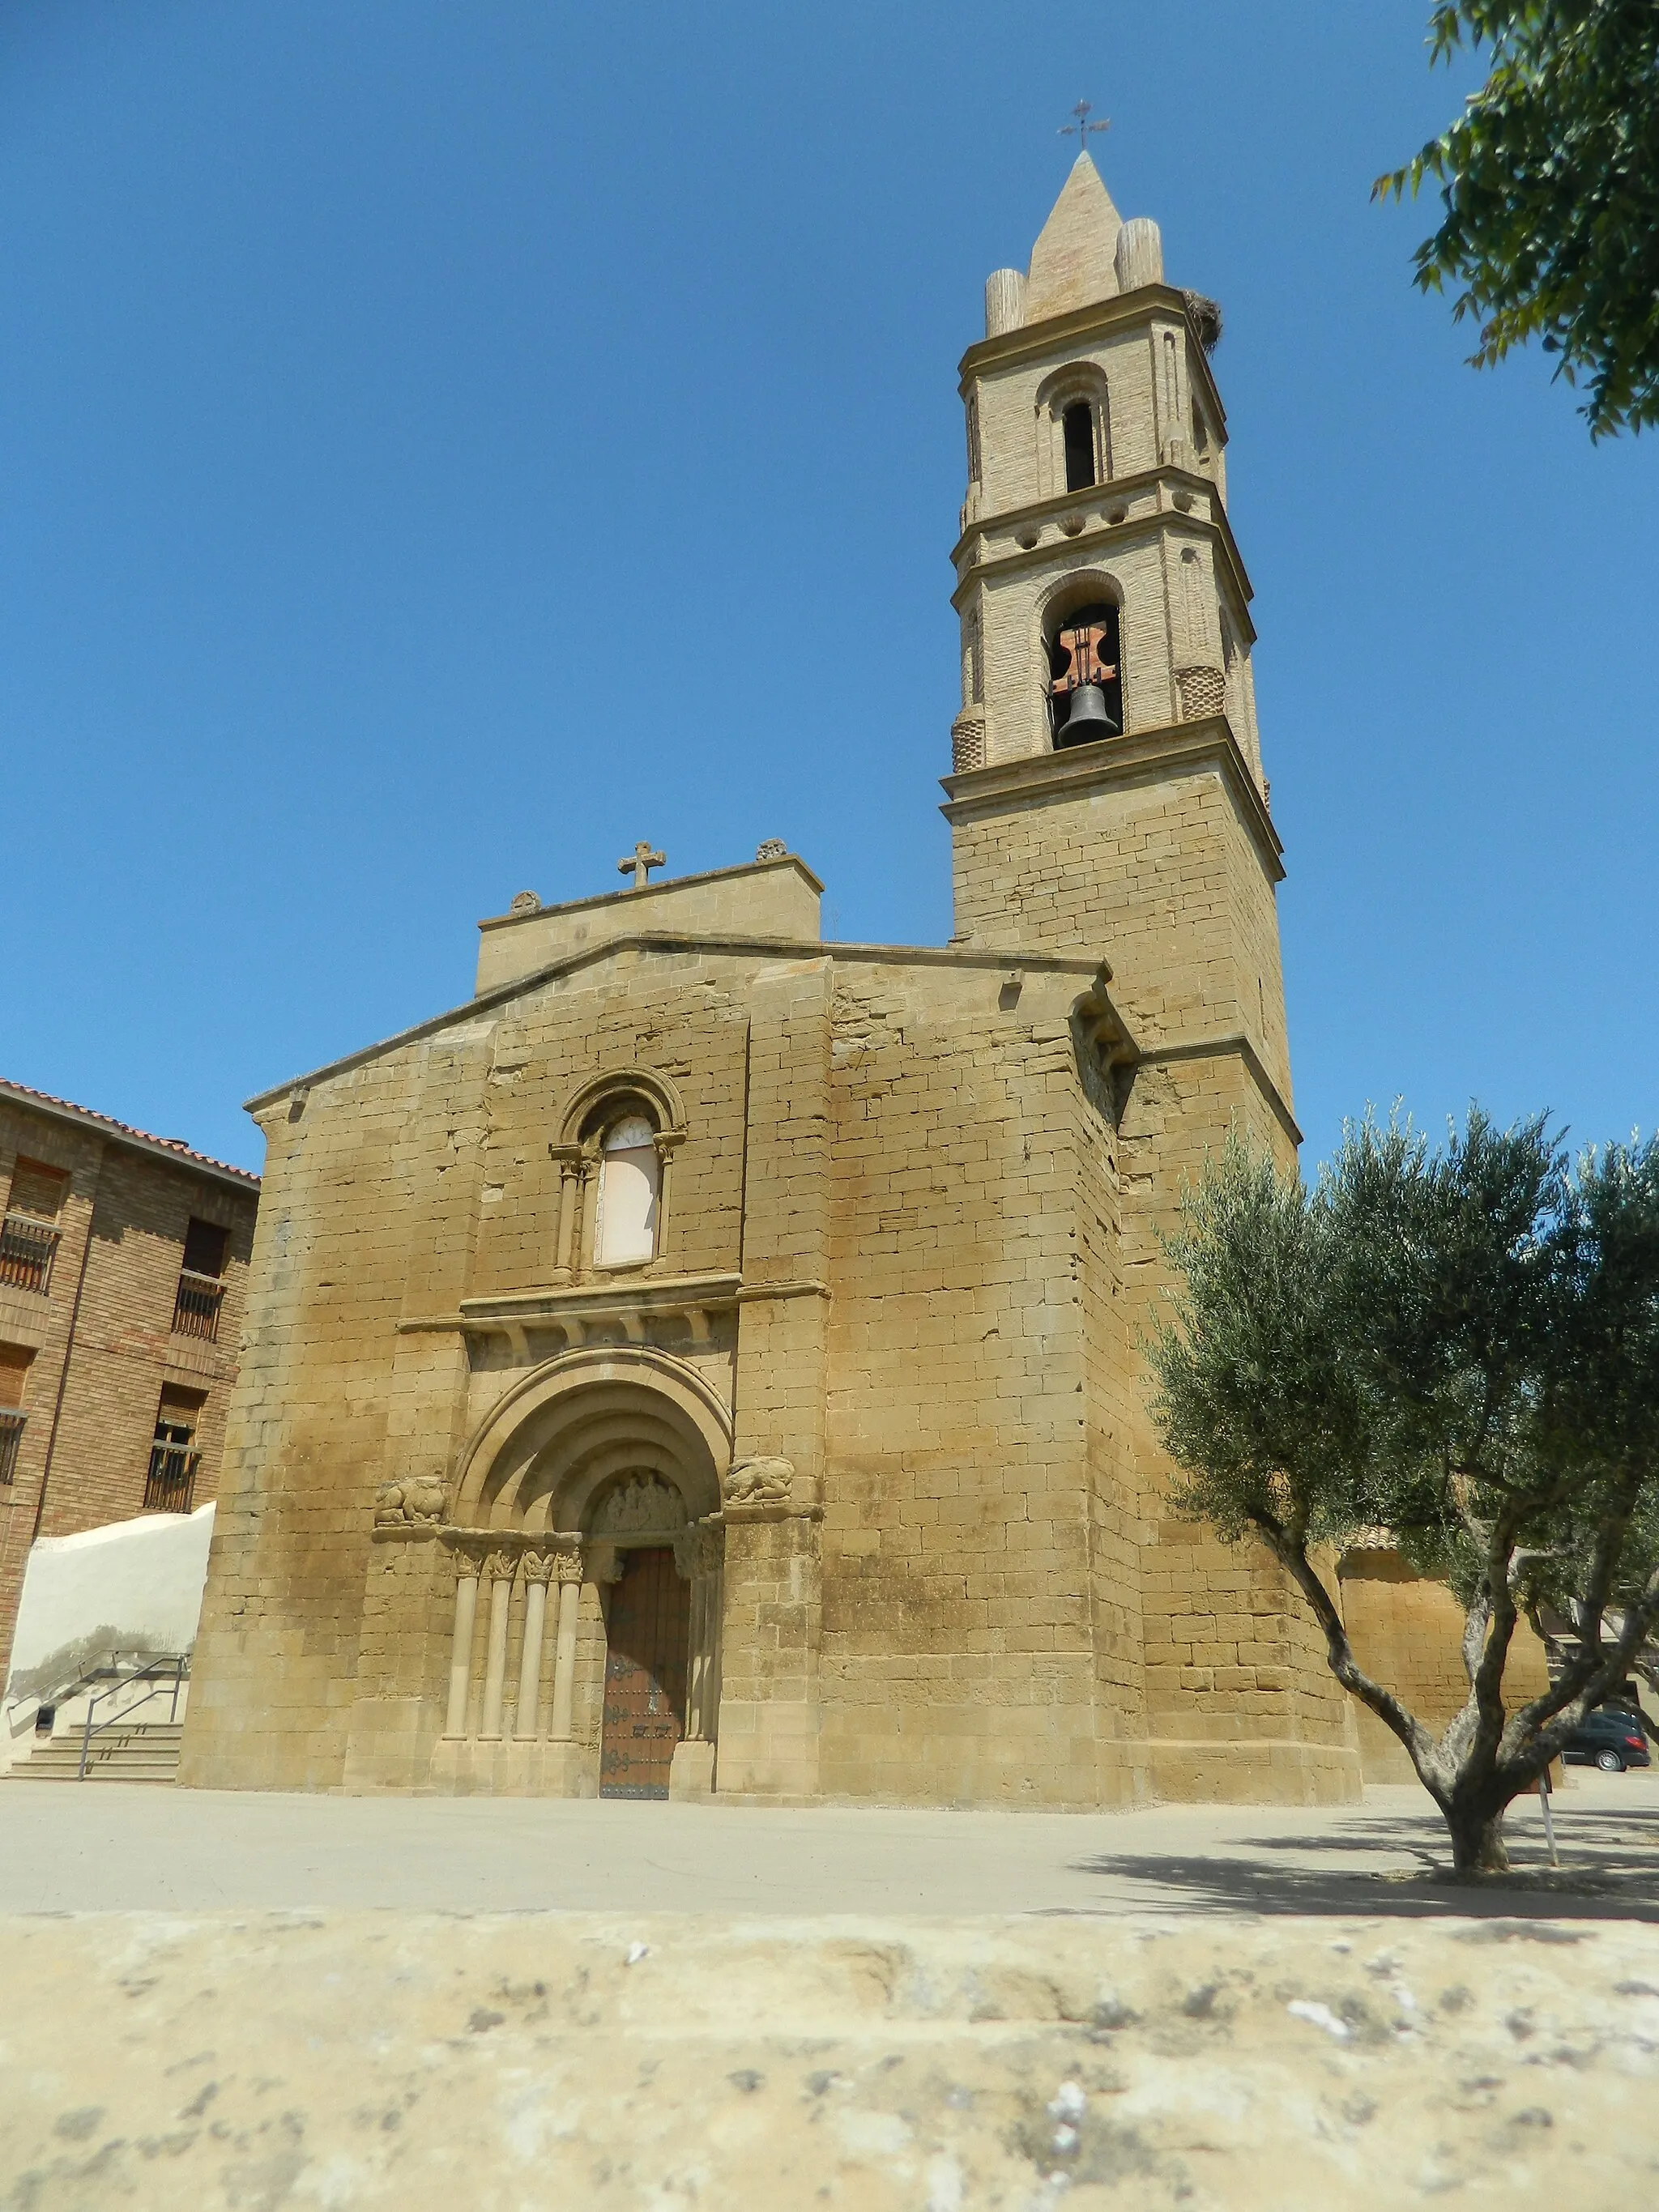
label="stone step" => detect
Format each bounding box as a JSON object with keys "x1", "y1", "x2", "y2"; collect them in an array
[{"x1": 8, "y1": 1724, "x2": 183, "y2": 1784}]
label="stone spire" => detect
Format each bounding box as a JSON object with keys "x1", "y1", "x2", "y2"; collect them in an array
[
  {"x1": 985, "y1": 153, "x2": 1153, "y2": 338},
  {"x1": 1025, "y1": 154, "x2": 1123, "y2": 321}
]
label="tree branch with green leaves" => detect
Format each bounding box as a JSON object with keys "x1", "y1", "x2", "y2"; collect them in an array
[{"x1": 1376, "y1": 2, "x2": 1659, "y2": 437}]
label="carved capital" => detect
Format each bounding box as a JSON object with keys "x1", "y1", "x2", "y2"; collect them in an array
[
  {"x1": 441, "y1": 1531, "x2": 493, "y2": 1573},
  {"x1": 519, "y1": 1550, "x2": 556, "y2": 1585},
  {"x1": 549, "y1": 1534, "x2": 586, "y2": 1584},
  {"x1": 484, "y1": 1549, "x2": 519, "y2": 1583}
]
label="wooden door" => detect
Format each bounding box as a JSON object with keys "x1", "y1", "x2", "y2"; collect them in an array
[{"x1": 599, "y1": 1546, "x2": 689, "y2": 1799}]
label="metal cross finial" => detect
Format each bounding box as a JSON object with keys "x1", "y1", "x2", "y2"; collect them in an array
[
  {"x1": 618, "y1": 839, "x2": 666, "y2": 889},
  {"x1": 1060, "y1": 99, "x2": 1110, "y2": 163}
]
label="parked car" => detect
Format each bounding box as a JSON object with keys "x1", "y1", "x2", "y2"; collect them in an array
[{"x1": 1563, "y1": 1708, "x2": 1653, "y2": 1773}]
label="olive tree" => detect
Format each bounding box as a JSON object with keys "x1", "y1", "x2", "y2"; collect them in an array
[{"x1": 1147, "y1": 1110, "x2": 1659, "y2": 1874}]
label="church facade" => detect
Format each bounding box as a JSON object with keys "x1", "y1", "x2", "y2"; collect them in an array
[{"x1": 181, "y1": 159, "x2": 1366, "y2": 1806}]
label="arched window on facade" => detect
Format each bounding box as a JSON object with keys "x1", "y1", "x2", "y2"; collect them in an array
[
  {"x1": 595, "y1": 1115, "x2": 661, "y2": 1267},
  {"x1": 1047, "y1": 600, "x2": 1123, "y2": 748},
  {"x1": 1062, "y1": 401, "x2": 1096, "y2": 491}
]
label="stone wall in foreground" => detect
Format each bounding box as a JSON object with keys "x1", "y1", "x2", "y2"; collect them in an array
[{"x1": 2, "y1": 1909, "x2": 1651, "y2": 2210}]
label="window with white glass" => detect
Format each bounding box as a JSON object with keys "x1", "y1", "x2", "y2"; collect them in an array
[{"x1": 595, "y1": 1115, "x2": 660, "y2": 1267}]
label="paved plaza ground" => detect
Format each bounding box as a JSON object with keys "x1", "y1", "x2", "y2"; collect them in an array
[
  {"x1": 3, "y1": 1779, "x2": 1655, "y2": 2209},
  {"x1": 2, "y1": 1770, "x2": 1655, "y2": 1917}
]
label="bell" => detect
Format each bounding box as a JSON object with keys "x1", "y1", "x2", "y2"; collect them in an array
[{"x1": 1060, "y1": 682, "x2": 1120, "y2": 744}]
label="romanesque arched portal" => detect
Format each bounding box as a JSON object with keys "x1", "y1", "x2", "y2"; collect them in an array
[{"x1": 436, "y1": 1349, "x2": 729, "y2": 1793}]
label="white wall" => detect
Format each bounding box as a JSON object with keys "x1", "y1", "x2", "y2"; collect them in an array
[{"x1": 5, "y1": 1502, "x2": 215, "y2": 1705}]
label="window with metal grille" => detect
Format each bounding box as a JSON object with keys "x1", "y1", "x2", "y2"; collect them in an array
[
  {"x1": 0, "y1": 1344, "x2": 29, "y2": 1486},
  {"x1": 0, "y1": 1158, "x2": 68, "y2": 1296},
  {"x1": 146, "y1": 1385, "x2": 205, "y2": 1512},
  {"x1": 173, "y1": 1217, "x2": 228, "y2": 1339}
]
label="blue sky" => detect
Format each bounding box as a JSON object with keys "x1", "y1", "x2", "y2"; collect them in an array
[{"x1": 1, "y1": 2, "x2": 1653, "y2": 1177}]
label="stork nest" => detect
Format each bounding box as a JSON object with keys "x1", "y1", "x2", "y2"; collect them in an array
[{"x1": 1182, "y1": 290, "x2": 1223, "y2": 352}]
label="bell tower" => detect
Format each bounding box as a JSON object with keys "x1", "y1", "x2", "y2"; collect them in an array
[
  {"x1": 941, "y1": 151, "x2": 1290, "y2": 1123},
  {"x1": 941, "y1": 156, "x2": 1355, "y2": 1805}
]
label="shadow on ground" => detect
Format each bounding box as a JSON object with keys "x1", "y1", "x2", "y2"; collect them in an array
[{"x1": 1064, "y1": 1801, "x2": 1659, "y2": 1922}]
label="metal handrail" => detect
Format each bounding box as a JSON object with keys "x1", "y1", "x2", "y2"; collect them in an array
[{"x1": 77, "y1": 1654, "x2": 190, "y2": 1779}]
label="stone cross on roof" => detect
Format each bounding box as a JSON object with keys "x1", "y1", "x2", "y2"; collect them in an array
[{"x1": 618, "y1": 840, "x2": 667, "y2": 889}]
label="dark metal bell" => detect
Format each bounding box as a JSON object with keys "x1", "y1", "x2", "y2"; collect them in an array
[{"x1": 1060, "y1": 683, "x2": 1120, "y2": 741}]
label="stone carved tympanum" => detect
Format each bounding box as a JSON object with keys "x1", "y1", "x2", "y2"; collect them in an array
[{"x1": 592, "y1": 1474, "x2": 686, "y2": 1536}]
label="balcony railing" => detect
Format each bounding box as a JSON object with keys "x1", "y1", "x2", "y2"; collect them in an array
[
  {"x1": 0, "y1": 1409, "x2": 24, "y2": 1485},
  {"x1": 144, "y1": 1442, "x2": 200, "y2": 1513},
  {"x1": 172, "y1": 1268, "x2": 225, "y2": 1342},
  {"x1": 0, "y1": 1213, "x2": 61, "y2": 1296}
]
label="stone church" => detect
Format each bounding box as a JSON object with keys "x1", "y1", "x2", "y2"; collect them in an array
[{"x1": 181, "y1": 155, "x2": 1370, "y2": 1807}]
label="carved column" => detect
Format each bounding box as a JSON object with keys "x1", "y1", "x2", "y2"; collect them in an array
[
  {"x1": 547, "y1": 1541, "x2": 586, "y2": 1742},
  {"x1": 676, "y1": 1517, "x2": 725, "y2": 1745},
  {"x1": 701, "y1": 1527, "x2": 725, "y2": 1741},
  {"x1": 477, "y1": 1549, "x2": 517, "y2": 1741},
  {"x1": 651, "y1": 1127, "x2": 687, "y2": 1265},
  {"x1": 549, "y1": 1144, "x2": 582, "y2": 1281},
  {"x1": 574, "y1": 1154, "x2": 599, "y2": 1281},
  {"x1": 515, "y1": 1553, "x2": 554, "y2": 1740},
  {"x1": 667, "y1": 1515, "x2": 724, "y2": 1801},
  {"x1": 443, "y1": 1554, "x2": 481, "y2": 1740}
]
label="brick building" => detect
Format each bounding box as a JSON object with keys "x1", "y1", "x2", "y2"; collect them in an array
[{"x1": 0, "y1": 1080, "x2": 260, "y2": 1686}]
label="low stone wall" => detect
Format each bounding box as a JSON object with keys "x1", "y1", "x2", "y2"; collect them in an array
[{"x1": 2, "y1": 1910, "x2": 1653, "y2": 2207}]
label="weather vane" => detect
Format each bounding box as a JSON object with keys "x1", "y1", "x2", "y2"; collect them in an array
[{"x1": 1060, "y1": 98, "x2": 1110, "y2": 162}]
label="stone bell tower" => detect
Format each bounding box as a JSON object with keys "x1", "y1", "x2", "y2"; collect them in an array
[
  {"x1": 943, "y1": 157, "x2": 1352, "y2": 1803},
  {"x1": 941, "y1": 150, "x2": 1290, "y2": 1125}
]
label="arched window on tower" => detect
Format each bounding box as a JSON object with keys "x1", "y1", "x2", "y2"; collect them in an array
[
  {"x1": 1047, "y1": 601, "x2": 1123, "y2": 749},
  {"x1": 595, "y1": 1115, "x2": 661, "y2": 1267},
  {"x1": 1034, "y1": 369, "x2": 1111, "y2": 499},
  {"x1": 1062, "y1": 402, "x2": 1096, "y2": 492}
]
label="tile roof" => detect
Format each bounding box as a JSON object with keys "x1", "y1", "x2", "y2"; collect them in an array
[{"x1": 0, "y1": 1077, "x2": 261, "y2": 1189}]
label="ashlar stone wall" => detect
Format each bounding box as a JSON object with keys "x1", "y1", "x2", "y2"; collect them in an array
[{"x1": 816, "y1": 956, "x2": 1148, "y2": 1809}]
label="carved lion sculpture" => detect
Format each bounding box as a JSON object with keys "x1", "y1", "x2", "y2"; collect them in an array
[
  {"x1": 373, "y1": 1475, "x2": 449, "y2": 1527},
  {"x1": 723, "y1": 1455, "x2": 795, "y2": 1507}
]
